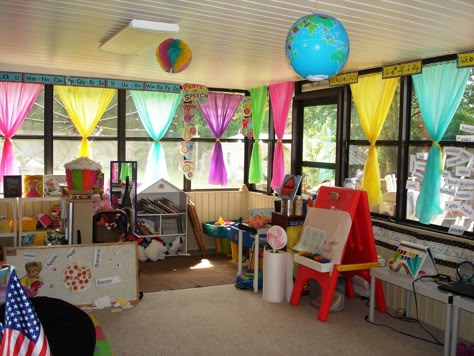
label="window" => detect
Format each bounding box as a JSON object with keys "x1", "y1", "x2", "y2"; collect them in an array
[
  {"x1": 407, "y1": 67, "x2": 474, "y2": 233},
  {"x1": 125, "y1": 90, "x2": 245, "y2": 190},
  {"x1": 3, "y1": 88, "x2": 45, "y2": 176},
  {"x1": 348, "y1": 82, "x2": 400, "y2": 215},
  {"x1": 52, "y1": 87, "x2": 118, "y2": 183}
]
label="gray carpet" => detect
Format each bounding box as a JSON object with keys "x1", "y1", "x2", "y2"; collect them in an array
[{"x1": 93, "y1": 284, "x2": 445, "y2": 356}]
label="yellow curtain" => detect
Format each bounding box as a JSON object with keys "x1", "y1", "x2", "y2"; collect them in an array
[
  {"x1": 350, "y1": 73, "x2": 399, "y2": 208},
  {"x1": 55, "y1": 86, "x2": 115, "y2": 158}
]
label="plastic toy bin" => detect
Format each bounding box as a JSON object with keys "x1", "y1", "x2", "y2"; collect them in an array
[
  {"x1": 202, "y1": 221, "x2": 233, "y2": 254},
  {"x1": 226, "y1": 225, "x2": 255, "y2": 248}
]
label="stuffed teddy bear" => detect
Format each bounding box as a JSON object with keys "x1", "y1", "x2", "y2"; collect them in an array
[{"x1": 145, "y1": 239, "x2": 168, "y2": 261}]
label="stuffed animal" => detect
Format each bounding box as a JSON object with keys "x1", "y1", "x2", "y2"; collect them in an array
[
  {"x1": 145, "y1": 239, "x2": 168, "y2": 261},
  {"x1": 167, "y1": 235, "x2": 183, "y2": 256},
  {"x1": 137, "y1": 244, "x2": 148, "y2": 262},
  {"x1": 92, "y1": 192, "x2": 113, "y2": 214}
]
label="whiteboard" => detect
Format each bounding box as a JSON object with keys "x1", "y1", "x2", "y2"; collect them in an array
[{"x1": 5, "y1": 242, "x2": 139, "y2": 306}]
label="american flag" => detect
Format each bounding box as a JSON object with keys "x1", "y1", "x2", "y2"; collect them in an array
[{"x1": 0, "y1": 269, "x2": 51, "y2": 356}]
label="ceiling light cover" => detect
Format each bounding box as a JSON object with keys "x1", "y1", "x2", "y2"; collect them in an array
[{"x1": 99, "y1": 19, "x2": 180, "y2": 55}]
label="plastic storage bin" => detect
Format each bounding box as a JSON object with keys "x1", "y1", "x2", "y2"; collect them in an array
[{"x1": 226, "y1": 225, "x2": 255, "y2": 248}]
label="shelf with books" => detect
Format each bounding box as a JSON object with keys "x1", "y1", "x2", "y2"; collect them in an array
[{"x1": 136, "y1": 179, "x2": 188, "y2": 256}]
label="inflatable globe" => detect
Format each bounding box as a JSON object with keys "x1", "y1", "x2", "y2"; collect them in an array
[{"x1": 286, "y1": 13, "x2": 350, "y2": 81}]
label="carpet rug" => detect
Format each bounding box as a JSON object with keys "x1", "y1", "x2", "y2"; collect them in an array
[
  {"x1": 138, "y1": 254, "x2": 238, "y2": 293},
  {"x1": 89, "y1": 312, "x2": 114, "y2": 356}
]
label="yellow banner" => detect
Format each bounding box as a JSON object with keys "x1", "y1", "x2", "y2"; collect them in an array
[
  {"x1": 329, "y1": 72, "x2": 358, "y2": 86},
  {"x1": 382, "y1": 60, "x2": 422, "y2": 78},
  {"x1": 458, "y1": 50, "x2": 474, "y2": 68}
]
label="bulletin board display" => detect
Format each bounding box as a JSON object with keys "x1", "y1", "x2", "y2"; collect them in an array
[{"x1": 4, "y1": 242, "x2": 139, "y2": 306}]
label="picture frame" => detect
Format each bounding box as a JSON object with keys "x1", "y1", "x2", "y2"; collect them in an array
[
  {"x1": 278, "y1": 174, "x2": 302, "y2": 201},
  {"x1": 3, "y1": 175, "x2": 22, "y2": 198}
]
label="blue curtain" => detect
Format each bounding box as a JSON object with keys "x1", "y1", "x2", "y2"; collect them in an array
[
  {"x1": 130, "y1": 90, "x2": 183, "y2": 184},
  {"x1": 412, "y1": 61, "x2": 470, "y2": 224}
]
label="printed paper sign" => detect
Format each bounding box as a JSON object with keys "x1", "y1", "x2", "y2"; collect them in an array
[
  {"x1": 448, "y1": 225, "x2": 465, "y2": 236},
  {"x1": 406, "y1": 180, "x2": 420, "y2": 191},
  {"x1": 96, "y1": 276, "x2": 121, "y2": 287},
  {"x1": 444, "y1": 146, "x2": 462, "y2": 156},
  {"x1": 456, "y1": 135, "x2": 474, "y2": 142},
  {"x1": 440, "y1": 187, "x2": 455, "y2": 196},
  {"x1": 456, "y1": 166, "x2": 471, "y2": 177},
  {"x1": 444, "y1": 201, "x2": 461, "y2": 211},
  {"x1": 454, "y1": 190, "x2": 474, "y2": 200},
  {"x1": 460, "y1": 204, "x2": 473, "y2": 218},
  {"x1": 460, "y1": 124, "x2": 474, "y2": 133}
]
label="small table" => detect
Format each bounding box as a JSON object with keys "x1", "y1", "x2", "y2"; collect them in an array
[
  {"x1": 369, "y1": 267, "x2": 453, "y2": 356},
  {"x1": 450, "y1": 295, "x2": 474, "y2": 356}
]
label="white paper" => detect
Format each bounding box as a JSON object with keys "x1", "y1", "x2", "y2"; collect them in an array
[
  {"x1": 444, "y1": 146, "x2": 462, "y2": 156},
  {"x1": 456, "y1": 135, "x2": 474, "y2": 142},
  {"x1": 293, "y1": 226, "x2": 325, "y2": 254},
  {"x1": 262, "y1": 250, "x2": 287, "y2": 303},
  {"x1": 460, "y1": 124, "x2": 474, "y2": 133},
  {"x1": 448, "y1": 225, "x2": 465, "y2": 236},
  {"x1": 456, "y1": 166, "x2": 472, "y2": 177}
]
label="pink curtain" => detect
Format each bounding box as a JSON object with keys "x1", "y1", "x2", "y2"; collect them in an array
[
  {"x1": 269, "y1": 82, "x2": 294, "y2": 190},
  {"x1": 0, "y1": 82, "x2": 43, "y2": 183}
]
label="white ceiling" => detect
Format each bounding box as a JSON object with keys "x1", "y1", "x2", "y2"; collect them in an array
[{"x1": 0, "y1": 0, "x2": 472, "y2": 90}]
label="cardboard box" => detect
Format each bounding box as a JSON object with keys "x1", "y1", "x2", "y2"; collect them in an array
[{"x1": 9, "y1": 217, "x2": 38, "y2": 232}]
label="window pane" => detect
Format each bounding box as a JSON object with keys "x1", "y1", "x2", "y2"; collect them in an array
[
  {"x1": 124, "y1": 141, "x2": 184, "y2": 189},
  {"x1": 53, "y1": 88, "x2": 118, "y2": 137},
  {"x1": 191, "y1": 141, "x2": 244, "y2": 189},
  {"x1": 301, "y1": 166, "x2": 335, "y2": 196},
  {"x1": 348, "y1": 145, "x2": 398, "y2": 215},
  {"x1": 126, "y1": 92, "x2": 245, "y2": 140},
  {"x1": 350, "y1": 82, "x2": 400, "y2": 141},
  {"x1": 8, "y1": 139, "x2": 45, "y2": 175},
  {"x1": 303, "y1": 104, "x2": 336, "y2": 163},
  {"x1": 411, "y1": 68, "x2": 473, "y2": 141},
  {"x1": 16, "y1": 88, "x2": 45, "y2": 135},
  {"x1": 253, "y1": 141, "x2": 269, "y2": 191},
  {"x1": 53, "y1": 140, "x2": 117, "y2": 190},
  {"x1": 406, "y1": 145, "x2": 473, "y2": 232}
]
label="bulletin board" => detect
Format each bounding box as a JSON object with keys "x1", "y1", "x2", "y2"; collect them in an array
[{"x1": 4, "y1": 242, "x2": 139, "y2": 306}]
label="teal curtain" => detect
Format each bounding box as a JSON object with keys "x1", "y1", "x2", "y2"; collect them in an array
[
  {"x1": 248, "y1": 86, "x2": 268, "y2": 183},
  {"x1": 130, "y1": 90, "x2": 183, "y2": 184},
  {"x1": 412, "y1": 61, "x2": 470, "y2": 224}
]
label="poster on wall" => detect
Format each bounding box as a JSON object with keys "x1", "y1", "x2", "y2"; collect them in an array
[{"x1": 5, "y1": 242, "x2": 139, "y2": 306}]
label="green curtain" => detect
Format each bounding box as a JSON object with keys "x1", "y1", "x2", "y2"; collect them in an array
[
  {"x1": 248, "y1": 86, "x2": 268, "y2": 183},
  {"x1": 350, "y1": 73, "x2": 399, "y2": 208},
  {"x1": 55, "y1": 86, "x2": 115, "y2": 158}
]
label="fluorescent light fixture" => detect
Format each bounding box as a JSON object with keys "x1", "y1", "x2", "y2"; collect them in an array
[
  {"x1": 99, "y1": 19, "x2": 180, "y2": 55},
  {"x1": 128, "y1": 19, "x2": 179, "y2": 33}
]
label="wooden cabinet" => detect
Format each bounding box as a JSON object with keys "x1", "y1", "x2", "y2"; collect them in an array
[{"x1": 136, "y1": 179, "x2": 188, "y2": 256}]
